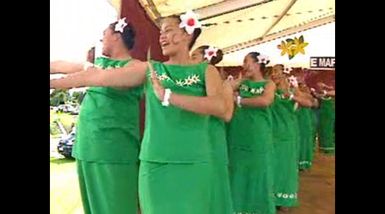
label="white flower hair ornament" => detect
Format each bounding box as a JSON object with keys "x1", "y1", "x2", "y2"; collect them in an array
[
  {"x1": 288, "y1": 75, "x2": 299, "y2": 88},
  {"x1": 179, "y1": 10, "x2": 201, "y2": 35},
  {"x1": 257, "y1": 54, "x2": 270, "y2": 65},
  {"x1": 283, "y1": 67, "x2": 292, "y2": 74},
  {"x1": 204, "y1": 46, "x2": 218, "y2": 61},
  {"x1": 115, "y1": 17, "x2": 128, "y2": 33}
]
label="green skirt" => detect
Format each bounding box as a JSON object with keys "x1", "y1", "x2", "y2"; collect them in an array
[
  {"x1": 210, "y1": 162, "x2": 233, "y2": 214},
  {"x1": 76, "y1": 160, "x2": 138, "y2": 214},
  {"x1": 273, "y1": 140, "x2": 299, "y2": 207},
  {"x1": 139, "y1": 161, "x2": 232, "y2": 214},
  {"x1": 229, "y1": 153, "x2": 275, "y2": 214},
  {"x1": 319, "y1": 100, "x2": 335, "y2": 154},
  {"x1": 298, "y1": 109, "x2": 314, "y2": 170}
]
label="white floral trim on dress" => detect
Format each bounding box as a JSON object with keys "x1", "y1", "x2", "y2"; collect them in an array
[
  {"x1": 299, "y1": 161, "x2": 312, "y2": 166},
  {"x1": 152, "y1": 71, "x2": 201, "y2": 87},
  {"x1": 275, "y1": 192, "x2": 298, "y2": 199},
  {"x1": 240, "y1": 85, "x2": 265, "y2": 95},
  {"x1": 233, "y1": 212, "x2": 262, "y2": 214}
]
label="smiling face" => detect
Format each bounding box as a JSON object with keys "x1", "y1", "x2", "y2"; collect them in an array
[
  {"x1": 159, "y1": 17, "x2": 192, "y2": 57},
  {"x1": 101, "y1": 25, "x2": 120, "y2": 56},
  {"x1": 242, "y1": 54, "x2": 261, "y2": 78},
  {"x1": 271, "y1": 64, "x2": 286, "y2": 84}
]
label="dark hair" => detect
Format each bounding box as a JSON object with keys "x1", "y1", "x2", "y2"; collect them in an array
[
  {"x1": 87, "y1": 46, "x2": 95, "y2": 63},
  {"x1": 109, "y1": 20, "x2": 135, "y2": 50},
  {"x1": 162, "y1": 15, "x2": 202, "y2": 50},
  {"x1": 197, "y1": 45, "x2": 224, "y2": 65},
  {"x1": 247, "y1": 52, "x2": 270, "y2": 72}
]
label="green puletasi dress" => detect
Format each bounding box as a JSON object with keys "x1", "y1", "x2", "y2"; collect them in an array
[
  {"x1": 227, "y1": 80, "x2": 276, "y2": 214},
  {"x1": 271, "y1": 89, "x2": 299, "y2": 207},
  {"x1": 318, "y1": 97, "x2": 335, "y2": 154},
  {"x1": 139, "y1": 61, "x2": 232, "y2": 214},
  {"x1": 72, "y1": 57, "x2": 143, "y2": 214},
  {"x1": 297, "y1": 106, "x2": 314, "y2": 170},
  {"x1": 311, "y1": 108, "x2": 319, "y2": 152}
]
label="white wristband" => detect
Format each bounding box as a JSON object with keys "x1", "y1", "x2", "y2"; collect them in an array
[
  {"x1": 323, "y1": 90, "x2": 327, "y2": 96},
  {"x1": 162, "y1": 88, "x2": 172, "y2": 106},
  {"x1": 236, "y1": 95, "x2": 242, "y2": 107},
  {"x1": 83, "y1": 62, "x2": 94, "y2": 70},
  {"x1": 289, "y1": 94, "x2": 294, "y2": 100}
]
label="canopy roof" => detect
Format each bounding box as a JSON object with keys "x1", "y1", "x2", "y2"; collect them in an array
[{"x1": 139, "y1": 0, "x2": 335, "y2": 66}]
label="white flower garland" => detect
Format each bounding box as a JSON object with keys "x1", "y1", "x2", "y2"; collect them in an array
[
  {"x1": 179, "y1": 10, "x2": 201, "y2": 34},
  {"x1": 115, "y1": 17, "x2": 128, "y2": 33}
]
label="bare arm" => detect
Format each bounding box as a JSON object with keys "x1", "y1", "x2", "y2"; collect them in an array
[
  {"x1": 312, "y1": 97, "x2": 319, "y2": 108},
  {"x1": 222, "y1": 80, "x2": 235, "y2": 122},
  {"x1": 50, "y1": 61, "x2": 86, "y2": 74},
  {"x1": 50, "y1": 60, "x2": 147, "y2": 89},
  {"x1": 293, "y1": 89, "x2": 313, "y2": 107},
  {"x1": 240, "y1": 80, "x2": 276, "y2": 107},
  {"x1": 326, "y1": 90, "x2": 335, "y2": 97},
  {"x1": 169, "y1": 65, "x2": 227, "y2": 118},
  {"x1": 151, "y1": 65, "x2": 227, "y2": 119}
]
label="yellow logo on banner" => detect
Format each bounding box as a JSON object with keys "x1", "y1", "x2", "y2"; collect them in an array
[{"x1": 277, "y1": 35, "x2": 309, "y2": 60}]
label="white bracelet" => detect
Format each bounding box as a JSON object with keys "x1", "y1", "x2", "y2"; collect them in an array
[
  {"x1": 236, "y1": 95, "x2": 242, "y2": 107},
  {"x1": 83, "y1": 62, "x2": 94, "y2": 70},
  {"x1": 289, "y1": 94, "x2": 294, "y2": 100},
  {"x1": 162, "y1": 88, "x2": 172, "y2": 106},
  {"x1": 323, "y1": 90, "x2": 327, "y2": 96}
]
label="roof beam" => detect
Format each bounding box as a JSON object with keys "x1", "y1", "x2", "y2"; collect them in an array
[
  {"x1": 196, "y1": 0, "x2": 274, "y2": 21},
  {"x1": 139, "y1": 0, "x2": 162, "y2": 24},
  {"x1": 261, "y1": 0, "x2": 298, "y2": 38},
  {"x1": 223, "y1": 15, "x2": 335, "y2": 54}
]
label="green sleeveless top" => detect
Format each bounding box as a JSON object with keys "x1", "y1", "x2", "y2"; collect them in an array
[
  {"x1": 139, "y1": 61, "x2": 211, "y2": 163},
  {"x1": 227, "y1": 80, "x2": 273, "y2": 158},
  {"x1": 271, "y1": 89, "x2": 298, "y2": 141},
  {"x1": 72, "y1": 57, "x2": 143, "y2": 163}
]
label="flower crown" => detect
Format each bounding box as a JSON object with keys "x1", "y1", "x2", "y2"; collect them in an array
[
  {"x1": 115, "y1": 17, "x2": 128, "y2": 33},
  {"x1": 283, "y1": 67, "x2": 292, "y2": 74},
  {"x1": 204, "y1": 46, "x2": 218, "y2": 61},
  {"x1": 257, "y1": 54, "x2": 270, "y2": 65},
  {"x1": 179, "y1": 10, "x2": 201, "y2": 35},
  {"x1": 288, "y1": 75, "x2": 299, "y2": 88}
]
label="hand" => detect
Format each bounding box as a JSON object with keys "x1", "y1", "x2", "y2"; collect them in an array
[
  {"x1": 228, "y1": 72, "x2": 243, "y2": 91},
  {"x1": 233, "y1": 91, "x2": 239, "y2": 103},
  {"x1": 283, "y1": 90, "x2": 293, "y2": 99},
  {"x1": 317, "y1": 82, "x2": 326, "y2": 89},
  {"x1": 149, "y1": 64, "x2": 165, "y2": 101}
]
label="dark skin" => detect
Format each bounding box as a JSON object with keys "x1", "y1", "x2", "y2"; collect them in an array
[
  {"x1": 229, "y1": 54, "x2": 276, "y2": 107},
  {"x1": 50, "y1": 17, "x2": 228, "y2": 120},
  {"x1": 270, "y1": 65, "x2": 313, "y2": 107}
]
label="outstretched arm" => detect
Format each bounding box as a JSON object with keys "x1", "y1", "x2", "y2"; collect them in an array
[
  {"x1": 50, "y1": 60, "x2": 148, "y2": 89},
  {"x1": 50, "y1": 61, "x2": 91, "y2": 74},
  {"x1": 293, "y1": 89, "x2": 313, "y2": 107}
]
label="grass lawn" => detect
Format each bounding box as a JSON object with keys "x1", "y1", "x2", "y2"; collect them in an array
[
  {"x1": 51, "y1": 110, "x2": 82, "y2": 213},
  {"x1": 50, "y1": 110, "x2": 77, "y2": 136},
  {"x1": 50, "y1": 157, "x2": 83, "y2": 214}
]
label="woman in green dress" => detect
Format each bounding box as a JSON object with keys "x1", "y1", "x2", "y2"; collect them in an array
[
  {"x1": 51, "y1": 11, "x2": 230, "y2": 214},
  {"x1": 297, "y1": 82, "x2": 318, "y2": 170},
  {"x1": 314, "y1": 82, "x2": 335, "y2": 154},
  {"x1": 191, "y1": 45, "x2": 234, "y2": 214},
  {"x1": 50, "y1": 19, "x2": 142, "y2": 214},
  {"x1": 269, "y1": 65, "x2": 312, "y2": 212},
  {"x1": 227, "y1": 52, "x2": 276, "y2": 214}
]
